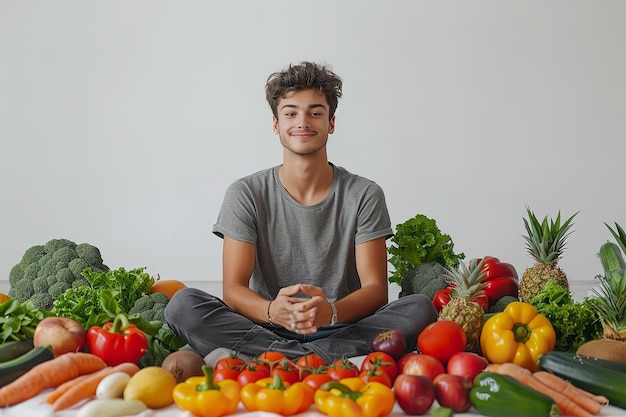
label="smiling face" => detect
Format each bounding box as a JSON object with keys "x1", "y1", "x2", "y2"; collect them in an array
[{"x1": 273, "y1": 89, "x2": 335, "y2": 158}]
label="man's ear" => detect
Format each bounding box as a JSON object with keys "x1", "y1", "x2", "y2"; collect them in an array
[
  {"x1": 272, "y1": 115, "x2": 279, "y2": 134},
  {"x1": 328, "y1": 115, "x2": 335, "y2": 134}
]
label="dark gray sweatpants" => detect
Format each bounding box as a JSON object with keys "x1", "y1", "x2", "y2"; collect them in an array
[{"x1": 164, "y1": 287, "x2": 437, "y2": 364}]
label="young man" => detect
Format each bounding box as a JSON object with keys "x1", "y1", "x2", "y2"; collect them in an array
[{"x1": 165, "y1": 62, "x2": 437, "y2": 364}]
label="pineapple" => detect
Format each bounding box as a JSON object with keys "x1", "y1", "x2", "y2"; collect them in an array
[
  {"x1": 438, "y1": 258, "x2": 487, "y2": 353},
  {"x1": 518, "y1": 207, "x2": 578, "y2": 302}
]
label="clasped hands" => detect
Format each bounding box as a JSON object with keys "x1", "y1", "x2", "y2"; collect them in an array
[{"x1": 269, "y1": 283, "x2": 331, "y2": 334}]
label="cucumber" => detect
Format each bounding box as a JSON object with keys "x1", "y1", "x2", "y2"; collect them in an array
[
  {"x1": 0, "y1": 339, "x2": 34, "y2": 362},
  {"x1": 0, "y1": 345, "x2": 54, "y2": 387},
  {"x1": 538, "y1": 350, "x2": 626, "y2": 409},
  {"x1": 599, "y1": 241, "x2": 625, "y2": 274},
  {"x1": 470, "y1": 372, "x2": 560, "y2": 417}
]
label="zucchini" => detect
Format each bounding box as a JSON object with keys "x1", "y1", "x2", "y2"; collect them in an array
[
  {"x1": 0, "y1": 339, "x2": 34, "y2": 362},
  {"x1": 470, "y1": 372, "x2": 560, "y2": 417},
  {"x1": 0, "y1": 345, "x2": 54, "y2": 387},
  {"x1": 538, "y1": 350, "x2": 626, "y2": 409}
]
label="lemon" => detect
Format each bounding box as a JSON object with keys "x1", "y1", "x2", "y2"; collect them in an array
[{"x1": 123, "y1": 366, "x2": 177, "y2": 408}]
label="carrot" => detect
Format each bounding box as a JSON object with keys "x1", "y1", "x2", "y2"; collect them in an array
[
  {"x1": 533, "y1": 371, "x2": 609, "y2": 412},
  {"x1": 51, "y1": 362, "x2": 140, "y2": 411},
  {"x1": 0, "y1": 352, "x2": 107, "y2": 407},
  {"x1": 493, "y1": 362, "x2": 596, "y2": 417},
  {"x1": 43, "y1": 372, "x2": 93, "y2": 404}
]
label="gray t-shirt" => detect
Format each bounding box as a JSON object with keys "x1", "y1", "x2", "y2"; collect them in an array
[{"x1": 212, "y1": 163, "x2": 392, "y2": 301}]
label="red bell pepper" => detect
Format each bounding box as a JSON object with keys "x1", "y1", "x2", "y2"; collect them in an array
[
  {"x1": 86, "y1": 313, "x2": 148, "y2": 366},
  {"x1": 433, "y1": 285, "x2": 489, "y2": 313},
  {"x1": 478, "y1": 256, "x2": 519, "y2": 304}
]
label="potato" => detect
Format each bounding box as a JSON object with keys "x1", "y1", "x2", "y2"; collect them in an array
[
  {"x1": 576, "y1": 339, "x2": 626, "y2": 364},
  {"x1": 161, "y1": 350, "x2": 206, "y2": 383}
]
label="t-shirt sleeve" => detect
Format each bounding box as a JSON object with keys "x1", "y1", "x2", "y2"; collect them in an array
[
  {"x1": 354, "y1": 182, "x2": 393, "y2": 245},
  {"x1": 212, "y1": 180, "x2": 257, "y2": 244}
]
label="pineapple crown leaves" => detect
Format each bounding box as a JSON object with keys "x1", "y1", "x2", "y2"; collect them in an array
[
  {"x1": 522, "y1": 207, "x2": 578, "y2": 265},
  {"x1": 446, "y1": 258, "x2": 488, "y2": 300},
  {"x1": 592, "y1": 270, "x2": 626, "y2": 332},
  {"x1": 605, "y1": 222, "x2": 626, "y2": 257}
]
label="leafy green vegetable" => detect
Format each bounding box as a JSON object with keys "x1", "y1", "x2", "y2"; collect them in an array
[
  {"x1": 528, "y1": 279, "x2": 602, "y2": 352},
  {"x1": 388, "y1": 214, "x2": 464, "y2": 286},
  {"x1": 0, "y1": 298, "x2": 54, "y2": 343},
  {"x1": 82, "y1": 267, "x2": 155, "y2": 312}
]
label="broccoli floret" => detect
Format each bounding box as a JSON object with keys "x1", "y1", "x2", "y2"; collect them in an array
[
  {"x1": 129, "y1": 292, "x2": 170, "y2": 322},
  {"x1": 21, "y1": 245, "x2": 46, "y2": 266},
  {"x1": 44, "y1": 238, "x2": 76, "y2": 253},
  {"x1": 32, "y1": 275, "x2": 49, "y2": 294},
  {"x1": 9, "y1": 238, "x2": 109, "y2": 311},
  {"x1": 49, "y1": 281, "x2": 71, "y2": 299},
  {"x1": 68, "y1": 258, "x2": 89, "y2": 277},
  {"x1": 75, "y1": 243, "x2": 106, "y2": 269},
  {"x1": 52, "y1": 247, "x2": 78, "y2": 267},
  {"x1": 488, "y1": 295, "x2": 518, "y2": 313},
  {"x1": 55, "y1": 268, "x2": 75, "y2": 284},
  {"x1": 30, "y1": 292, "x2": 53, "y2": 310},
  {"x1": 9, "y1": 264, "x2": 24, "y2": 287},
  {"x1": 399, "y1": 262, "x2": 450, "y2": 299},
  {"x1": 12, "y1": 279, "x2": 34, "y2": 300}
]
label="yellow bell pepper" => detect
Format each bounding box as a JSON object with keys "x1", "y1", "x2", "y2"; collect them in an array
[
  {"x1": 314, "y1": 377, "x2": 395, "y2": 417},
  {"x1": 240, "y1": 373, "x2": 314, "y2": 416},
  {"x1": 172, "y1": 365, "x2": 240, "y2": 417},
  {"x1": 480, "y1": 301, "x2": 556, "y2": 371}
]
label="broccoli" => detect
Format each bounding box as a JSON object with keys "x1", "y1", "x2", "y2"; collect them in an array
[
  {"x1": 129, "y1": 292, "x2": 170, "y2": 322},
  {"x1": 8, "y1": 238, "x2": 109, "y2": 311},
  {"x1": 398, "y1": 262, "x2": 450, "y2": 299}
]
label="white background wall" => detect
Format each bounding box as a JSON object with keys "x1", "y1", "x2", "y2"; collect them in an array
[{"x1": 1, "y1": 1, "x2": 625, "y2": 301}]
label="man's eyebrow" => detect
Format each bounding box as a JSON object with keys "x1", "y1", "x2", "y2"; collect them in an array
[{"x1": 280, "y1": 103, "x2": 328, "y2": 110}]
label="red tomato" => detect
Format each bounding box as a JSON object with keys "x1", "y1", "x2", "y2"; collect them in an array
[
  {"x1": 237, "y1": 361, "x2": 270, "y2": 385},
  {"x1": 302, "y1": 372, "x2": 333, "y2": 390},
  {"x1": 360, "y1": 351, "x2": 398, "y2": 383},
  {"x1": 296, "y1": 353, "x2": 327, "y2": 370},
  {"x1": 417, "y1": 320, "x2": 467, "y2": 365},
  {"x1": 214, "y1": 356, "x2": 246, "y2": 371},
  {"x1": 257, "y1": 351, "x2": 286, "y2": 370},
  {"x1": 327, "y1": 357, "x2": 359, "y2": 380},
  {"x1": 359, "y1": 367, "x2": 393, "y2": 387},
  {"x1": 213, "y1": 366, "x2": 240, "y2": 382},
  {"x1": 272, "y1": 359, "x2": 301, "y2": 384}
]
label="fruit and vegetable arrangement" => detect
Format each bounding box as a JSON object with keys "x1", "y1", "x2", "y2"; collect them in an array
[{"x1": 0, "y1": 208, "x2": 625, "y2": 417}]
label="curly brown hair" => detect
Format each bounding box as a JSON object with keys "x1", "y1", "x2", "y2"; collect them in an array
[{"x1": 265, "y1": 61, "x2": 343, "y2": 120}]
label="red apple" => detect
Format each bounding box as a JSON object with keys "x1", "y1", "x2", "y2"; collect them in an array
[
  {"x1": 394, "y1": 374, "x2": 435, "y2": 415},
  {"x1": 34, "y1": 316, "x2": 86, "y2": 357},
  {"x1": 433, "y1": 373, "x2": 473, "y2": 412},
  {"x1": 401, "y1": 353, "x2": 445, "y2": 381},
  {"x1": 446, "y1": 351, "x2": 489, "y2": 383}
]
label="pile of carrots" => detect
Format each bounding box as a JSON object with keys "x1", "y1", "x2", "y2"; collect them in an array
[
  {"x1": 0, "y1": 351, "x2": 139, "y2": 411},
  {"x1": 486, "y1": 362, "x2": 609, "y2": 417}
]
